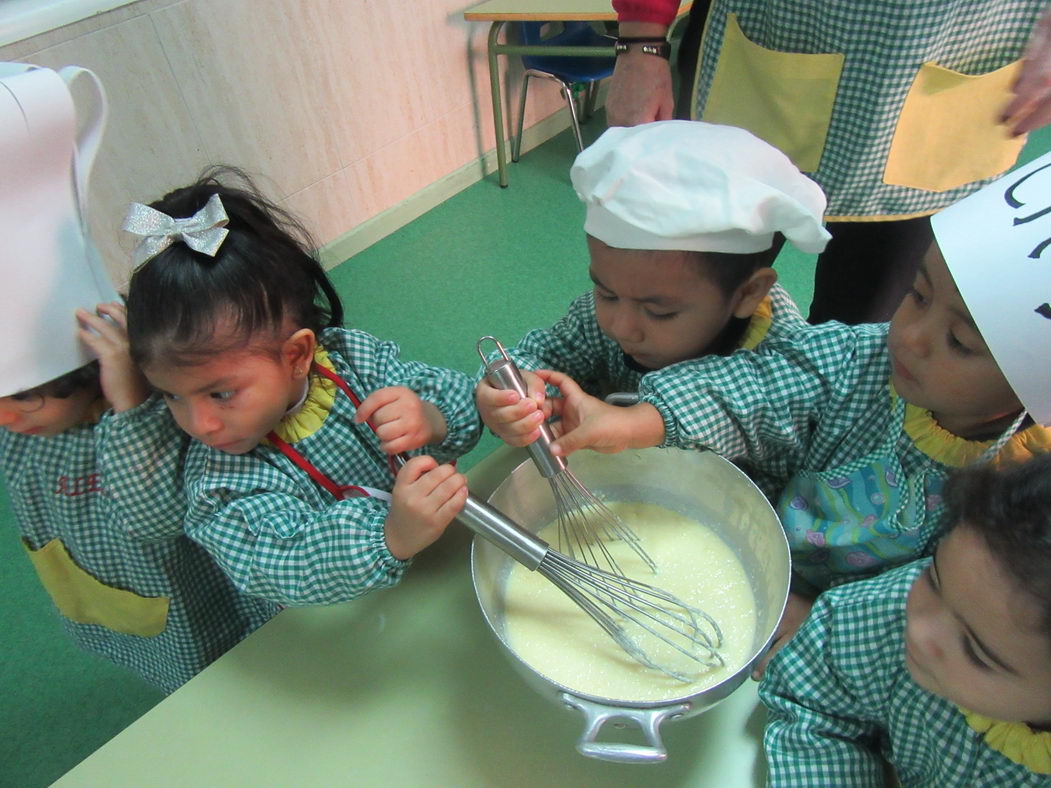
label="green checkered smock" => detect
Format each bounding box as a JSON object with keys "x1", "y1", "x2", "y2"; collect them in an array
[
  {"x1": 107, "y1": 328, "x2": 480, "y2": 608},
  {"x1": 760, "y1": 560, "x2": 1051, "y2": 786},
  {"x1": 489, "y1": 283, "x2": 805, "y2": 398},
  {"x1": 639, "y1": 320, "x2": 1051, "y2": 589},
  {"x1": 98, "y1": 394, "x2": 193, "y2": 541},
  {"x1": 694, "y1": 0, "x2": 1045, "y2": 219},
  {"x1": 3, "y1": 410, "x2": 277, "y2": 693}
]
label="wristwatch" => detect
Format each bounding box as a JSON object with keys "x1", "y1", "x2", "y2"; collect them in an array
[{"x1": 614, "y1": 37, "x2": 671, "y2": 60}]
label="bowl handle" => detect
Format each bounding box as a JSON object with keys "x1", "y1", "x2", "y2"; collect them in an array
[{"x1": 562, "y1": 694, "x2": 689, "y2": 764}]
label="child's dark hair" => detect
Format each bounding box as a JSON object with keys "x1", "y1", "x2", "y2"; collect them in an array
[
  {"x1": 693, "y1": 233, "x2": 784, "y2": 299},
  {"x1": 126, "y1": 165, "x2": 343, "y2": 368},
  {"x1": 942, "y1": 455, "x2": 1051, "y2": 647},
  {"x1": 10, "y1": 362, "x2": 100, "y2": 404}
]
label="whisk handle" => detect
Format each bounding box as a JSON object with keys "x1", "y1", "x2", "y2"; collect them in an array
[
  {"x1": 389, "y1": 452, "x2": 547, "y2": 569},
  {"x1": 482, "y1": 355, "x2": 567, "y2": 479},
  {"x1": 456, "y1": 494, "x2": 549, "y2": 570}
]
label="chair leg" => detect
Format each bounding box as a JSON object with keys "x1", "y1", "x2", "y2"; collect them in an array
[
  {"x1": 574, "y1": 84, "x2": 588, "y2": 123},
  {"x1": 583, "y1": 81, "x2": 599, "y2": 122},
  {"x1": 560, "y1": 80, "x2": 585, "y2": 152},
  {"x1": 512, "y1": 72, "x2": 530, "y2": 163},
  {"x1": 516, "y1": 70, "x2": 586, "y2": 154}
]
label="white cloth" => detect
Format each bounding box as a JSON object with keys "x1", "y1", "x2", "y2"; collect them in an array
[{"x1": 571, "y1": 120, "x2": 831, "y2": 254}]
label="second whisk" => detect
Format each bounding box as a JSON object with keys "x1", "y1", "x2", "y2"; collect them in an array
[{"x1": 478, "y1": 336, "x2": 656, "y2": 576}]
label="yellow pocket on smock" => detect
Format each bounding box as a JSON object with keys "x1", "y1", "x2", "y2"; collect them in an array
[
  {"x1": 701, "y1": 14, "x2": 844, "y2": 173},
  {"x1": 24, "y1": 538, "x2": 169, "y2": 637},
  {"x1": 884, "y1": 60, "x2": 1025, "y2": 193}
]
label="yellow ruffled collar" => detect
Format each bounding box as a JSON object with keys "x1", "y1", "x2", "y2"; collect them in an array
[
  {"x1": 961, "y1": 708, "x2": 1051, "y2": 774},
  {"x1": 738, "y1": 294, "x2": 773, "y2": 351},
  {"x1": 892, "y1": 385, "x2": 1051, "y2": 467},
  {"x1": 267, "y1": 346, "x2": 338, "y2": 444}
]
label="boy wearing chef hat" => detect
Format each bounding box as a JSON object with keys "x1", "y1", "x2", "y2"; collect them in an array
[
  {"x1": 477, "y1": 120, "x2": 830, "y2": 453},
  {"x1": 535, "y1": 150, "x2": 1051, "y2": 673}
]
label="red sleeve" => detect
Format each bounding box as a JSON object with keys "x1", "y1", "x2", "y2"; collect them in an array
[{"x1": 612, "y1": 0, "x2": 680, "y2": 26}]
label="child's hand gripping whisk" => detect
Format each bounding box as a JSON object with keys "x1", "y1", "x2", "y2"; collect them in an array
[{"x1": 478, "y1": 336, "x2": 656, "y2": 577}]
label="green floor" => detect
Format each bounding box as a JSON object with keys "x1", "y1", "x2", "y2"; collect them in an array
[{"x1": 4, "y1": 120, "x2": 1051, "y2": 786}]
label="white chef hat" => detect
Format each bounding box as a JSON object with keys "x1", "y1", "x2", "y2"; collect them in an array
[
  {"x1": 0, "y1": 64, "x2": 116, "y2": 398},
  {"x1": 571, "y1": 120, "x2": 831, "y2": 255},
  {"x1": 932, "y1": 150, "x2": 1051, "y2": 426}
]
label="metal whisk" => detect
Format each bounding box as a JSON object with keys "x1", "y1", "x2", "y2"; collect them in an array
[
  {"x1": 457, "y1": 492, "x2": 725, "y2": 680},
  {"x1": 478, "y1": 336, "x2": 656, "y2": 577},
  {"x1": 385, "y1": 452, "x2": 722, "y2": 677}
]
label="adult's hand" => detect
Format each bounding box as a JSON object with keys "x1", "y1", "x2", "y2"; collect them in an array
[
  {"x1": 1002, "y1": 5, "x2": 1051, "y2": 136},
  {"x1": 605, "y1": 21, "x2": 674, "y2": 126},
  {"x1": 606, "y1": 51, "x2": 674, "y2": 126}
]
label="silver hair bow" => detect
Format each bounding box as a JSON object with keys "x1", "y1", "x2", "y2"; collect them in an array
[{"x1": 122, "y1": 192, "x2": 229, "y2": 268}]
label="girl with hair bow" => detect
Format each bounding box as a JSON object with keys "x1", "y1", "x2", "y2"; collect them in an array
[{"x1": 104, "y1": 166, "x2": 480, "y2": 607}]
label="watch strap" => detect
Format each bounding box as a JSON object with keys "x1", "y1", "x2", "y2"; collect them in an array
[{"x1": 614, "y1": 38, "x2": 671, "y2": 59}]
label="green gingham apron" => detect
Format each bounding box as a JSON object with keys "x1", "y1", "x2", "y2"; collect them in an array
[
  {"x1": 693, "y1": 0, "x2": 1045, "y2": 218},
  {"x1": 761, "y1": 560, "x2": 1051, "y2": 785},
  {"x1": 3, "y1": 418, "x2": 277, "y2": 693}
]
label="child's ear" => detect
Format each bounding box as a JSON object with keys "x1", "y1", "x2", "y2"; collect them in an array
[
  {"x1": 731, "y1": 267, "x2": 777, "y2": 319},
  {"x1": 283, "y1": 328, "x2": 317, "y2": 379}
]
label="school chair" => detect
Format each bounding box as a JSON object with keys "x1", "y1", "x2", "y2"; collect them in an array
[{"x1": 512, "y1": 21, "x2": 616, "y2": 162}]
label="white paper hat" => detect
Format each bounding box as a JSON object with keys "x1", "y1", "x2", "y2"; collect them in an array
[
  {"x1": 570, "y1": 120, "x2": 831, "y2": 255},
  {"x1": 932, "y1": 150, "x2": 1051, "y2": 425},
  {"x1": 0, "y1": 63, "x2": 116, "y2": 397}
]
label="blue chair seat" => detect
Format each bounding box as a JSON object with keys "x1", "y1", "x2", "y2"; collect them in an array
[
  {"x1": 521, "y1": 22, "x2": 616, "y2": 83},
  {"x1": 513, "y1": 22, "x2": 616, "y2": 160}
]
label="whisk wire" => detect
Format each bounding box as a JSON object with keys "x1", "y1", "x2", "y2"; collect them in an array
[
  {"x1": 556, "y1": 555, "x2": 724, "y2": 660},
  {"x1": 543, "y1": 551, "x2": 725, "y2": 681},
  {"x1": 553, "y1": 479, "x2": 628, "y2": 576},
  {"x1": 564, "y1": 474, "x2": 651, "y2": 552},
  {"x1": 548, "y1": 474, "x2": 658, "y2": 575}
]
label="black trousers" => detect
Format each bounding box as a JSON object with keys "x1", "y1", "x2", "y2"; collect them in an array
[
  {"x1": 807, "y1": 217, "x2": 935, "y2": 325},
  {"x1": 673, "y1": 0, "x2": 710, "y2": 118}
]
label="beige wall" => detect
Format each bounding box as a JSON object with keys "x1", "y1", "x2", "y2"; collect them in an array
[{"x1": 0, "y1": 0, "x2": 567, "y2": 286}]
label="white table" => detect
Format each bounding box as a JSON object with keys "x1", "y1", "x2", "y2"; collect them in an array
[{"x1": 56, "y1": 446, "x2": 767, "y2": 786}]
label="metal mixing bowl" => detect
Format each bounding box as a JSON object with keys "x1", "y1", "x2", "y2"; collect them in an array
[{"x1": 471, "y1": 447, "x2": 790, "y2": 763}]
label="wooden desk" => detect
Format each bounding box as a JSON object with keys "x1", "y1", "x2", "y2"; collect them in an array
[
  {"x1": 55, "y1": 446, "x2": 766, "y2": 786},
  {"x1": 464, "y1": 0, "x2": 692, "y2": 188}
]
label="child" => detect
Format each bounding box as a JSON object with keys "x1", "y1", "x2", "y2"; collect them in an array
[
  {"x1": 476, "y1": 120, "x2": 830, "y2": 469},
  {"x1": 108, "y1": 167, "x2": 480, "y2": 607},
  {"x1": 3, "y1": 304, "x2": 276, "y2": 693},
  {"x1": 530, "y1": 150, "x2": 1051, "y2": 669},
  {"x1": 760, "y1": 454, "x2": 1051, "y2": 785}
]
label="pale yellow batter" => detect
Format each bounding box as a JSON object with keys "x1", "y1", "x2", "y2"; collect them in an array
[{"x1": 502, "y1": 501, "x2": 757, "y2": 702}]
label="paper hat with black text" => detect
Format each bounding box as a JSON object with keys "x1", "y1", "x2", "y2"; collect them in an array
[
  {"x1": 0, "y1": 63, "x2": 116, "y2": 397},
  {"x1": 932, "y1": 150, "x2": 1051, "y2": 425},
  {"x1": 570, "y1": 120, "x2": 831, "y2": 255}
]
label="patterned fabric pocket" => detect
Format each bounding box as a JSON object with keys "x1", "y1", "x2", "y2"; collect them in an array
[
  {"x1": 24, "y1": 538, "x2": 169, "y2": 636},
  {"x1": 701, "y1": 13, "x2": 844, "y2": 173},
  {"x1": 778, "y1": 458, "x2": 933, "y2": 589},
  {"x1": 884, "y1": 60, "x2": 1025, "y2": 192}
]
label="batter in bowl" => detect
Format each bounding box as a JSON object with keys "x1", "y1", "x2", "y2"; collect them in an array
[{"x1": 502, "y1": 501, "x2": 757, "y2": 702}]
